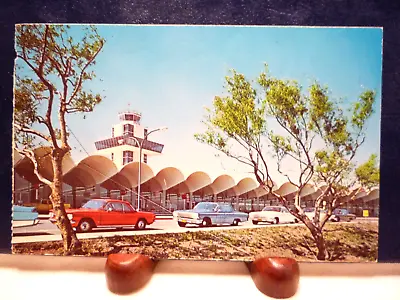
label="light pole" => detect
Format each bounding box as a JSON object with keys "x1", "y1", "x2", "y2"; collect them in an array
[{"x1": 129, "y1": 126, "x2": 167, "y2": 211}]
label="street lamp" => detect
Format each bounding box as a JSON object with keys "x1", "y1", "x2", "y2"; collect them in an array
[{"x1": 129, "y1": 126, "x2": 167, "y2": 211}]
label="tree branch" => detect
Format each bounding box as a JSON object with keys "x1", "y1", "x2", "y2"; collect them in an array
[
  {"x1": 14, "y1": 123, "x2": 52, "y2": 143},
  {"x1": 38, "y1": 25, "x2": 50, "y2": 75},
  {"x1": 17, "y1": 49, "x2": 59, "y2": 148},
  {"x1": 14, "y1": 146, "x2": 53, "y2": 186},
  {"x1": 67, "y1": 40, "x2": 104, "y2": 105}
]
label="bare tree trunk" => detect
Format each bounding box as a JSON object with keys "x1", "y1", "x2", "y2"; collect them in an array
[
  {"x1": 51, "y1": 150, "x2": 82, "y2": 255},
  {"x1": 303, "y1": 218, "x2": 330, "y2": 260},
  {"x1": 313, "y1": 231, "x2": 330, "y2": 260}
]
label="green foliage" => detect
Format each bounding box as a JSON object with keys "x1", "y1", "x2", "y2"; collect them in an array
[
  {"x1": 194, "y1": 71, "x2": 267, "y2": 167},
  {"x1": 195, "y1": 64, "x2": 379, "y2": 260},
  {"x1": 14, "y1": 24, "x2": 105, "y2": 150},
  {"x1": 196, "y1": 63, "x2": 378, "y2": 195},
  {"x1": 355, "y1": 154, "x2": 380, "y2": 189}
]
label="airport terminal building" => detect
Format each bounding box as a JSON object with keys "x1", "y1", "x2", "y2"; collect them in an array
[{"x1": 13, "y1": 110, "x2": 380, "y2": 217}]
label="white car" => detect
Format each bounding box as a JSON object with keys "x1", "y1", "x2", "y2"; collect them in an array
[
  {"x1": 300, "y1": 207, "x2": 328, "y2": 222},
  {"x1": 249, "y1": 206, "x2": 297, "y2": 225}
]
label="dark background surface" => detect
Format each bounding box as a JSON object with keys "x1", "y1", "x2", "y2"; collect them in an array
[{"x1": 0, "y1": 0, "x2": 399, "y2": 261}]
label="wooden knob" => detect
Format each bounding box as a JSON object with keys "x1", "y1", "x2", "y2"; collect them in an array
[
  {"x1": 105, "y1": 253, "x2": 154, "y2": 295},
  {"x1": 249, "y1": 257, "x2": 300, "y2": 299}
]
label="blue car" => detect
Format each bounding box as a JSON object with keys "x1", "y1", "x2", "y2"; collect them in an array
[
  {"x1": 13, "y1": 205, "x2": 39, "y2": 227},
  {"x1": 173, "y1": 202, "x2": 249, "y2": 227}
]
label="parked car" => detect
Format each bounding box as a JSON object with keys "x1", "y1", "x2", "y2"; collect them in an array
[
  {"x1": 331, "y1": 208, "x2": 356, "y2": 222},
  {"x1": 302, "y1": 207, "x2": 328, "y2": 222},
  {"x1": 249, "y1": 206, "x2": 298, "y2": 225},
  {"x1": 173, "y1": 202, "x2": 248, "y2": 227},
  {"x1": 25, "y1": 199, "x2": 71, "y2": 214},
  {"x1": 293, "y1": 207, "x2": 330, "y2": 223},
  {"x1": 295, "y1": 207, "x2": 356, "y2": 223},
  {"x1": 49, "y1": 199, "x2": 156, "y2": 232},
  {"x1": 13, "y1": 205, "x2": 39, "y2": 227}
]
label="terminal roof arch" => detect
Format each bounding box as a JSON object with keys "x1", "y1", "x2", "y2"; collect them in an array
[
  {"x1": 155, "y1": 167, "x2": 186, "y2": 191},
  {"x1": 63, "y1": 155, "x2": 118, "y2": 187}
]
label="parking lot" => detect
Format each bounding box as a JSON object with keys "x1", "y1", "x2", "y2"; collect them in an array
[{"x1": 12, "y1": 217, "x2": 378, "y2": 244}]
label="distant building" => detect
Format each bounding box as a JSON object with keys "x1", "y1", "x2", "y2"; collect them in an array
[{"x1": 94, "y1": 110, "x2": 164, "y2": 169}]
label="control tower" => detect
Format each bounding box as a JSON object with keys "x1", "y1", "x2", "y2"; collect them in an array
[{"x1": 94, "y1": 109, "x2": 165, "y2": 168}]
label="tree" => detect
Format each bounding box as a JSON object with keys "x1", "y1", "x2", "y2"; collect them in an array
[
  {"x1": 14, "y1": 24, "x2": 105, "y2": 254},
  {"x1": 195, "y1": 65, "x2": 380, "y2": 260}
]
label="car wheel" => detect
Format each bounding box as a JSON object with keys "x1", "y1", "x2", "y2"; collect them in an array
[
  {"x1": 78, "y1": 219, "x2": 93, "y2": 233},
  {"x1": 335, "y1": 216, "x2": 340, "y2": 222},
  {"x1": 201, "y1": 218, "x2": 211, "y2": 227},
  {"x1": 294, "y1": 219, "x2": 299, "y2": 223},
  {"x1": 178, "y1": 221, "x2": 186, "y2": 227},
  {"x1": 252, "y1": 220, "x2": 259, "y2": 225},
  {"x1": 135, "y1": 219, "x2": 147, "y2": 230},
  {"x1": 232, "y1": 219, "x2": 240, "y2": 226},
  {"x1": 273, "y1": 217, "x2": 279, "y2": 225}
]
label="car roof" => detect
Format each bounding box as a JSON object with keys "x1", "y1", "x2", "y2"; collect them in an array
[{"x1": 90, "y1": 198, "x2": 130, "y2": 204}]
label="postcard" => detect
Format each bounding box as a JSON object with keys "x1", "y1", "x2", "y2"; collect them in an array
[{"x1": 12, "y1": 24, "x2": 381, "y2": 262}]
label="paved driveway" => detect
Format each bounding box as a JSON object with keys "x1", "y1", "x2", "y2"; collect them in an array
[{"x1": 12, "y1": 218, "x2": 378, "y2": 244}]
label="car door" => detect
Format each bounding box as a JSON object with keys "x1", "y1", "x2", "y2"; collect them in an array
[
  {"x1": 208, "y1": 204, "x2": 220, "y2": 224},
  {"x1": 122, "y1": 203, "x2": 138, "y2": 225},
  {"x1": 101, "y1": 202, "x2": 123, "y2": 226},
  {"x1": 215, "y1": 205, "x2": 227, "y2": 224},
  {"x1": 280, "y1": 207, "x2": 292, "y2": 223},
  {"x1": 221, "y1": 204, "x2": 235, "y2": 224}
]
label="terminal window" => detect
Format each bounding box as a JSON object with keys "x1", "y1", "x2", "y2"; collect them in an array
[
  {"x1": 123, "y1": 124, "x2": 134, "y2": 136},
  {"x1": 123, "y1": 150, "x2": 134, "y2": 165}
]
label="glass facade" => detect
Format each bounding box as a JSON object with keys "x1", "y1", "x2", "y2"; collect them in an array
[{"x1": 119, "y1": 112, "x2": 141, "y2": 123}]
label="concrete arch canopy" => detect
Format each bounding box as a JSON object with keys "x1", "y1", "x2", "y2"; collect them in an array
[
  {"x1": 209, "y1": 174, "x2": 236, "y2": 196},
  {"x1": 155, "y1": 167, "x2": 185, "y2": 191},
  {"x1": 13, "y1": 146, "x2": 76, "y2": 184},
  {"x1": 13, "y1": 149, "x2": 24, "y2": 167},
  {"x1": 100, "y1": 173, "x2": 133, "y2": 191},
  {"x1": 251, "y1": 180, "x2": 279, "y2": 198},
  {"x1": 185, "y1": 171, "x2": 212, "y2": 193},
  {"x1": 365, "y1": 188, "x2": 379, "y2": 201},
  {"x1": 64, "y1": 168, "x2": 97, "y2": 187},
  {"x1": 118, "y1": 162, "x2": 155, "y2": 187},
  {"x1": 167, "y1": 181, "x2": 191, "y2": 195},
  {"x1": 64, "y1": 155, "x2": 118, "y2": 187},
  {"x1": 12, "y1": 147, "x2": 380, "y2": 208},
  {"x1": 236, "y1": 177, "x2": 259, "y2": 196},
  {"x1": 164, "y1": 171, "x2": 212, "y2": 197}
]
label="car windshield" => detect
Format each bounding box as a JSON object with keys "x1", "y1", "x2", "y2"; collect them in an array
[
  {"x1": 82, "y1": 200, "x2": 106, "y2": 210},
  {"x1": 262, "y1": 207, "x2": 281, "y2": 212},
  {"x1": 193, "y1": 203, "x2": 218, "y2": 212}
]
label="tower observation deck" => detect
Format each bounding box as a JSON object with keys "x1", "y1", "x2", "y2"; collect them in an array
[{"x1": 94, "y1": 109, "x2": 165, "y2": 168}]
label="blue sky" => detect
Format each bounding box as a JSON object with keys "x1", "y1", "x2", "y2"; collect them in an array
[{"x1": 32, "y1": 25, "x2": 383, "y2": 183}]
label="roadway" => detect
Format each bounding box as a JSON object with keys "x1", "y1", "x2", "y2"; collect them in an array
[{"x1": 12, "y1": 217, "x2": 378, "y2": 244}]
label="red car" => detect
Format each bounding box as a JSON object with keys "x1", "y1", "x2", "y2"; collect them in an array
[{"x1": 49, "y1": 199, "x2": 156, "y2": 233}]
